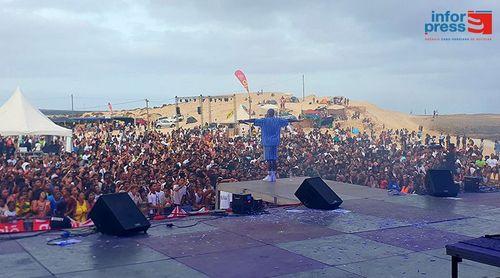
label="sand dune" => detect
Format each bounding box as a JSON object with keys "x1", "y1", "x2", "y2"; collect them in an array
[{"x1": 86, "y1": 92, "x2": 498, "y2": 154}]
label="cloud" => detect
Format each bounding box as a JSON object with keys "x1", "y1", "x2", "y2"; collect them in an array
[{"x1": 0, "y1": 0, "x2": 498, "y2": 113}]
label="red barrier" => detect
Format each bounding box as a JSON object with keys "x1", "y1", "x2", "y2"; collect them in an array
[
  {"x1": 0, "y1": 220, "x2": 25, "y2": 233},
  {"x1": 33, "y1": 219, "x2": 51, "y2": 231},
  {"x1": 0, "y1": 207, "x2": 212, "y2": 234},
  {"x1": 0, "y1": 218, "x2": 94, "y2": 234}
]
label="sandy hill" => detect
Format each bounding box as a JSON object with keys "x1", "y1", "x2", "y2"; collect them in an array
[
  {"x1": 412, "y1": 114, "x2": 500, "y2": 141},
  {"x1": 88, "y1": 92, "x2": 417, "y2": 130},
  {"x1": 84, "y1": 92, "x2": 497, "y2": 154}
]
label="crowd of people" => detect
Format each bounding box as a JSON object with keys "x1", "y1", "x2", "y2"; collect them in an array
[{"x1": 0, "y1": 121, "x2": 498, "y2": 222}]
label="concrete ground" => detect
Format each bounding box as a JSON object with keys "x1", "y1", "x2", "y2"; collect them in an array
[{"x1": 1, "y1": 180, "x2": 499, "y2": 278}]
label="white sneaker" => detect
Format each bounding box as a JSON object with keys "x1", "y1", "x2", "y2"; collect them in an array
[{"x1": 262, "y1": 173, "x2": 272, "y2": 182}]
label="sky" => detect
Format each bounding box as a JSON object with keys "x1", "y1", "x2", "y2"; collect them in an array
[{"x1": 0, "y1": 0, "x2": 498, "y2": 114}]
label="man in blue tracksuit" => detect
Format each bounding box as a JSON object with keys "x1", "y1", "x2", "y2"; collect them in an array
[{"x1": 240, "y1": 109, "x2": 289, "y2": 182}]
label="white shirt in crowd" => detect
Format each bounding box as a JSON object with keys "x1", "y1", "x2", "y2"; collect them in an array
[
  {"x1": 3, "y1": 209, "x2": 16, "y2": 217},
  {"x1": 147, "y1": 190, "x2": 166, "y2": 214},
  {"x1": 486, "y1": 158, "x2": 498, "y2": 167},
  {"x1": 171, "y1": 184, "x2": 186, "y2": 205}
]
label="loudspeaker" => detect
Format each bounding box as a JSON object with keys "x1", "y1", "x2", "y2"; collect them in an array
[
  {"x1": 89, "y1": 192, "x2": 150, "y2": 236},
  {"x1": 295, "y1": 177, "x2": 343, "y2": 210},
  {"x1": 425, "y1": 169, "x2": 459, "y2": 197},
  {"x1": 464, "y1": 176, "x2": 481, "y2": 192},
  {"x1": 231, "y1": 194, "x2": 265, "y2": 214},
  {"x1": 231, "y1": 193, "x2": 253, "y2": 214}
]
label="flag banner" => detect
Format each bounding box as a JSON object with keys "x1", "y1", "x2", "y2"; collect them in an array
[
  {"x1": 167, "y1": 206, "x2": 188, "y2": 218},
  {"x1": 108, "y1": 102, "x2": 113, "y2": 113},
  {"x1": 234, "y1": 70, "x2": 250, "y2": 93}
]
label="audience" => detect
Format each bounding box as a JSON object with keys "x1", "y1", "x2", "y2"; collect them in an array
[{"x1": 0, "y1": 121, "x2": 498, "y2": 223}]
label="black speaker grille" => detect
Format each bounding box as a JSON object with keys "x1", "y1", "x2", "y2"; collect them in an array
[
  {"x1": 89, "y1": 192, "x2": 150, "y2": 236},
  {"x1": 295, "y1": 177, "x2": 343, "y2": 210},
  {"x1": 425, "y1": 169, "x2": 459, "y2": 197}
]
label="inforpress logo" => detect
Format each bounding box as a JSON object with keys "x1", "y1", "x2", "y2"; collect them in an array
[{"x1": 424, "y1": 10, "x2": 493, "y2": 41}]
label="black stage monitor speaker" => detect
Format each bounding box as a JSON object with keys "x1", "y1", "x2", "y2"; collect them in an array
[
  {"x1": 89, "y1": 192, "x2": 150, "y2": 236},
  {"x1": 464, "y1": 176, "x2": 481, "y2": 193},
  {"x1": 295, "y1": 177, "x2": 343, "y2": 210},
  {"x1": 231, "y1": 193, "x2": 253, "y2": 214},
  {"x1": 425, "y1": 169, "x2": 459, "y2": 197},
  {"x1": 231, "y1": 194, "x2": 264, "y2": 214}
]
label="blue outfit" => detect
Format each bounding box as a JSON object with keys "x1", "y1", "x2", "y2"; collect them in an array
[
  {"x1": 387, "y1": 180, "x2": 402, "y2": 196},
  {"x1": 47, "y1": 194, "x2": 56, "y2": 212},
  {"x1": 253, "y1": 117, "x2": 288, "y2": 162},
  {"x1": 263, "y1": 146, "x2": 278, "y2": 161}
]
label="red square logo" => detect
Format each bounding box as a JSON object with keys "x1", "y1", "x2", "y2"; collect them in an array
[{"x1": 468, "y1": 11, "x2": 493, "y2": 34}]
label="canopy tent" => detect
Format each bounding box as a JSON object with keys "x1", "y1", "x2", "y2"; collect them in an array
[{"x1": 0, "y1": 87, "x2": 72, "y2": 137}]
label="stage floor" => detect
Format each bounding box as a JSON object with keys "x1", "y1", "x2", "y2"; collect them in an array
[
  {"x1": 2, "y1": 179, "x2": 500, "y2": 278},
  {"x1": 217, "y1": 177, "x2": 393, "y2": 205}
]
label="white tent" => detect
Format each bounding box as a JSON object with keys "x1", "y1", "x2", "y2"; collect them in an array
[{"x1": 0, "y1": 87, "x2": 72, "y2": 137}]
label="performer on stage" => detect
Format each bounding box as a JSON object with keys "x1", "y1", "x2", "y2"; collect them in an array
[{"x1": 240, "y1": 109, "x2": 291, "y2": 182}]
